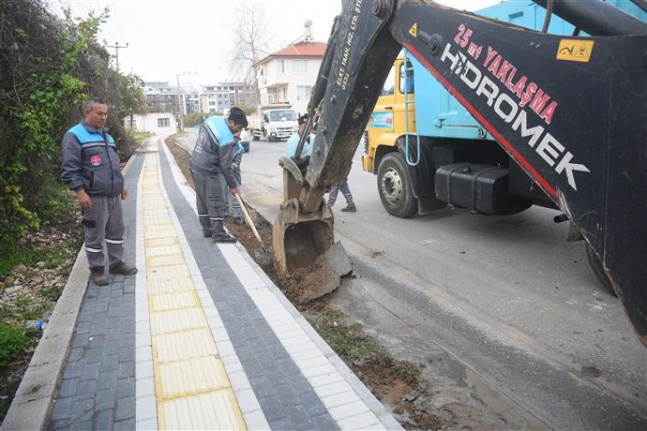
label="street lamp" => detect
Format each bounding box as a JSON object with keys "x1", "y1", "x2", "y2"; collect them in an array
[{"x1": 176, "y1": 71, "x2": 196, "y2": 131}]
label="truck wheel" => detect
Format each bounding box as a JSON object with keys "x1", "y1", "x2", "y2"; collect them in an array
[
  {"x1": 377, "y1": 152, "x2": 417, "y2": 218},
  {"x1": 585, "y1": 242, "x2": 617, "y2": 297}
]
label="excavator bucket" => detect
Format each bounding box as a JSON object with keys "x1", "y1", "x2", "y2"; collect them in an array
[{"x1": 273, "y1": 157, "x2": 351, "y2": 303}]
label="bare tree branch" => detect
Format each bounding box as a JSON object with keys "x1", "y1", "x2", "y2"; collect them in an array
[{"x1": 228, "y1": 2, "x2": 278, "y2": 84}]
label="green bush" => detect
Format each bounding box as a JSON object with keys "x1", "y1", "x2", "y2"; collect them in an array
[
  {"x1": 183, "y1": 112, "x2": 205, "y2": 128},
  {"x1": 0, "y1": 325, "x2": 30, "y2": 366},
  {"x1": 31, "y1": 182, "x2": 76, "y2": 225}
]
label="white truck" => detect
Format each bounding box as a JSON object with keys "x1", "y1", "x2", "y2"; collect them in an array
[{"x1": 248, "y1": 104, "x2": 299, "y2": 142}]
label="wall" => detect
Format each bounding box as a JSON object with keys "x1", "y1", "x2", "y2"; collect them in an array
[{"x1": 125, "y1": 113, "x2": 177, "y2": 135}]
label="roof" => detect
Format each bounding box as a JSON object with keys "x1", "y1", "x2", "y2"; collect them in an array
[
  {"x1": 255, "y1": 41, "x2": 327, "y2": 66},
  {"x1": 272, "y1": 41, "x2": 327, "y2": 57}
]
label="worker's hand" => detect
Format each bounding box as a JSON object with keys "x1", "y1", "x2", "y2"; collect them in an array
[
  {"x1": 76, "y1": 189, "x2": 92, "y2": 210},
  {"x1": 121, "y1": 188, "x2": 129, "y2": 200},
  {"x1": 229, "y1": 186, "x2": 239, "y2": 196}
]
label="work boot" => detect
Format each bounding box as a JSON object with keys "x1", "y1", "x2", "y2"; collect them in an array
[
  {"x1": 212, "y1": 221, "x2": 237, "y2": 243},
  {"x1": 109, "y1": 261, "x2": 138, "y2": 275},
  {"x1": 341, "y1": 204, "x2": 357, "y2": 212},
  {"x1": 90, "y1": 267, "x2": 109, "y2": 286},
  {"x1": 213, "y1": 233, "x2": 237, "y2": 243},
  {"x1": 203, "y1": 230, "x2": 213, "y2": 238}
]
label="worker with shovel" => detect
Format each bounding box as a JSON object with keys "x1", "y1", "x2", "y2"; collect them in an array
[{"x1": 190, "y1": 107, "x2": 248, "y2": 243}]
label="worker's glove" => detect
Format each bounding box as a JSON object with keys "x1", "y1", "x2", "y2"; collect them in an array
[{"x1": 294, "y1": 156, "x2": 310, "y2": 171}]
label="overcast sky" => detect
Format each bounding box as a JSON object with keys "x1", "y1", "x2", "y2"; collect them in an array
[{"x1": 49, "y1": 0, "x2": 501, "y2": 87}]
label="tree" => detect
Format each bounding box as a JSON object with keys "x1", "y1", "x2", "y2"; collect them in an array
[
  {"x1": 0, "y1": 0, "x2": 144, "y2": 252},
  {"x1": 0, "y1": 1, "x2": 92, "y2": 245},
  {"x1": 228, "y1": 2, "x2": 279, "y2": 107},
  {"x1": 119, "y1": 73, "x2": 148, "y2": 132}
]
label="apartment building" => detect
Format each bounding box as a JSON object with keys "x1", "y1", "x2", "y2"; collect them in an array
[
  {"x1": 199, "y1": 82, "x2": 256, "y2": 114},
  {"x1": 253, "y1": 41, "x2": 327, "y2": 115}
]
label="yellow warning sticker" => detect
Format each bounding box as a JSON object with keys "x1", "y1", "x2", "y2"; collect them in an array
[
  {"x1": 556, "y1": 39, "x2": 594, "y2": 63},
  {"x1": 409, "y1": 23, "x2": 418, "y2": 38}
]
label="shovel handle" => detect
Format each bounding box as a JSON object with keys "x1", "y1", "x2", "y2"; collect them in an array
[{"x1": 234, "y1": 192, "x2": 263, "y2": 244}]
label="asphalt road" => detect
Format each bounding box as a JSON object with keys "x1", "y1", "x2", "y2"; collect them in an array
[{"x1": 176, "y1": 132, "x2": 647, "y2": 429}]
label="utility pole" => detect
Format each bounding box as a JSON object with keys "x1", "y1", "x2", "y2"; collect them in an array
[
  {"x1": 105, "y1": 42, "x2": 129, "y2": 74},
  {"x1": 176, "y1": 71, "x2": 196, "y2": 132}
]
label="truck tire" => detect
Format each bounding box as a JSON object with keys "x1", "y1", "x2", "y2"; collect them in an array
[
  {"x1": 585, "y1": 242, "x2": 617, "y2": 297},
  {"x1": 377, "y1": 152, "x2": 418, "y2": 218}
]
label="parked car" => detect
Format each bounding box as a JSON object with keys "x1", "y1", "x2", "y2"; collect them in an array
[{"x1": 240, "y1": 128, "x2": 251, "y2": 152}]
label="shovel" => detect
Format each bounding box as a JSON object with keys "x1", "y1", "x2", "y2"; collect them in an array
[{"x1": 234, "y1": 192, "x2": 272, "y2": 266}]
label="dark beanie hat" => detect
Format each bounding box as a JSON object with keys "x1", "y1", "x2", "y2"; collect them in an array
[
  {"x1": 298, "y1": 113, "x2": 309, "y2": 126},
  {"x1": 228, "y1": 107, "x2": 248, "y2": 128}
]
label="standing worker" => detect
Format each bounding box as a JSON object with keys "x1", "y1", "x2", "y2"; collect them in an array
[
  {"x1": 190, "y1": 107, "x2": 248, "y2": 242},
  {"x1": 60, "y1": 96, "x2": 138, "y2": 286},
  {"x1": 285, "y1": 113, "x2": 313, "y2": 160},
  {"x1": 327, "y1": 177, "x2": 357, "y2": 212}
]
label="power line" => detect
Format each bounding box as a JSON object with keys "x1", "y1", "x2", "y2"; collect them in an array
[{"x1": 105, "y1": 41, "x2": 128, "y2": 73}]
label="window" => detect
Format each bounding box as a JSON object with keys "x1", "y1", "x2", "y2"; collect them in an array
[
  {"x1": 297, "y1": 85, "x2": 312, "y2": 101},
  {"x1": 269, "y1": 110, "x2": 297, "y2": 121},
  {"x1": 293, "y1": 59, "x2": 307, "y2": 74},
  {"x1": 398, "y1": 60, "x2": 415, "y2": 94},
  {"x1": 277, "y1": 59, "x2": 285, "y2": 74},
  {"x1": 158, "y1": 118, "x2": 170, "y2": 127},
  {"x1": 381, "y1": 65, "x2": 396, "y2": 96}
]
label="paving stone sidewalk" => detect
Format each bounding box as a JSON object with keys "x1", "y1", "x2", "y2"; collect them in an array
[{"x1": 1, "y1": 136, "x2": 401, "y2": 431}]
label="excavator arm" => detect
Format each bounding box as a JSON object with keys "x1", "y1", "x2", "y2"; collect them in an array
[{"x1": 273, "y1": 0, "x2": 647, "y2": 346}]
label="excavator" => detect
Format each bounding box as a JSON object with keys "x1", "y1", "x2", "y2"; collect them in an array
[{"x1": 273, "y1": 0, "x2": 647, "y2": 346}]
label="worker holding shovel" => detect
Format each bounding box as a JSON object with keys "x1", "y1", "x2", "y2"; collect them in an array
[{"x1": 190, "y1": 107, "x2": 248, "y2": 243}]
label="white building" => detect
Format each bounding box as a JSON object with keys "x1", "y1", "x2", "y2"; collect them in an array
[
  {"x1": 253, "y1": 41, "x2": 327, "y2": 115},
  {"x1": 124, "y1": 113, "x2": 177, "y2": 135},
  {"x1": 199, "y1": 82, "x2": 256, "y2": 114}
]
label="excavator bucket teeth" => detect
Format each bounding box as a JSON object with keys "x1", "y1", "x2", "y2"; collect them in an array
[{"x1": 272, "y1": 209, "x2": 351, "y2": 303}]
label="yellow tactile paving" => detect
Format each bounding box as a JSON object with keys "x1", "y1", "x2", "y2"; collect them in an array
[
  {"x1": 158, "y1": 391, "x2": 247, "y2": 430},
  {"x1": 153, "y1": 328, "x2": 218, "y2": 361},
  {"x1": 149, "y1": 308, "x2": 207, "y2": 334},
  {"x1": 149, "y1": 291, "x2": 200, "y2": 312},
  {"x1": 145, "y1": 244, "x2": 184, "y2": 258},
  {"x1": 157, "y1": 356, "x2": 230, "y2": 398},
  {"x1": 145, "y1": 236, "x2": 180, "y2": 248},
  {"x1": 140, "y1": 152, "x2": 247, "y2": 430},
  {"x1": 147, "y1": 264, "x2": 191, "y2": 281},
  {"x1": 147, "y1": 276, "x2": 195, "y2": 295},
  {"x1": 147, "y1": 253, "x2": 188, "y2": 268}
]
